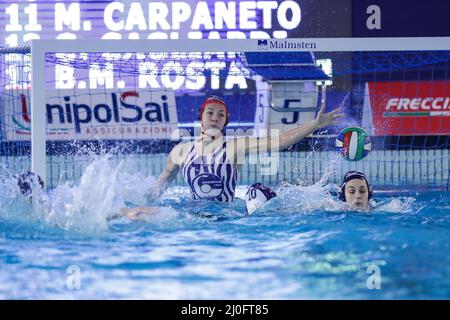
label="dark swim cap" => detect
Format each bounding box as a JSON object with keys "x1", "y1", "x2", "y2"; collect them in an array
[
  {"x1": 14, "y1": 170, "x2": 44, "y2": 198},
  {"x1": 338, "y1": 171, "x2": 373, "y2": 202}
]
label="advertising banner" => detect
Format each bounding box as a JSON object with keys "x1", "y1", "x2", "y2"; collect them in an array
[
  {"x1": 367, "y1": 81, "x2": 450, "y2": 135},
  {"x1": 2, "y1": 89, "x2": 178, "y2": 141}
]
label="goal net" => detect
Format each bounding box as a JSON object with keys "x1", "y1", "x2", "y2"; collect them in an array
[{"x1": 1, "y1": 38, "x2": 449, "y2": 190}]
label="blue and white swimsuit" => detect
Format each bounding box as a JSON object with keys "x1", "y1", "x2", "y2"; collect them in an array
[{"x1": 181, "y1": 140, "x2": 237, "y2": 202}]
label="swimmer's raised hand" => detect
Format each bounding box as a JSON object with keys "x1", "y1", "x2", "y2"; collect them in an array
[{"x1": 314, "y1": 103, "x2": 344, "y2": 129}]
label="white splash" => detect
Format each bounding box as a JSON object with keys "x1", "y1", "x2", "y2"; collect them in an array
[
  {"x1": 274, "y1": 181, "x2": 344, "y2": 214},
  {"x1": 0, "y1": 156, "x2": 167, "y2": 232},
  {"x1": 373, "y1": 197, "x2": 417, "y2": 214},
  {"x1": 41, "y1": 156, "x2": 161, "y2": 231}
]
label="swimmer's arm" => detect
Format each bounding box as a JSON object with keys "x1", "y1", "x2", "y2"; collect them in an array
[
  {"x1": 157, "y1": 156, "x2": 179, "y2": 187},
  {"x1": 120, "y1": 207, "x2": 159, "y2": 221},
  {"x1": 145, "y1": 143, "x2": 186, "y2": 199},
  {"x1": 278, "y1": 119, "x2": 321, "y2": 149},
  {"x1": 239, "y1": 103, "x2": 343, "y2": 155},
  {"x1": 146, "y1": 156, "x2": 179, "y2": 198}
]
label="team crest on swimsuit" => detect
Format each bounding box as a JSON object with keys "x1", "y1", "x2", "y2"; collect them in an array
[{"x1": 192, "y1": 173, "x2": 224, "y2": 199}]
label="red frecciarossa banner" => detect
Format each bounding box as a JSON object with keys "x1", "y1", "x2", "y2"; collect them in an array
[{"x1": 368, "y1": 81, "x2": 450, "y2": 135}]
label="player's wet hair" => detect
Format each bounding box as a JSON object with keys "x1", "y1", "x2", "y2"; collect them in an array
[{"x1": 14, "y1": 170, "x2": 44, "y2": 198}]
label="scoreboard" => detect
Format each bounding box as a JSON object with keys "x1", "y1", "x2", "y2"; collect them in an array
[{"x1": 0, "y1": 0, "x2": 352, "y2": 47}]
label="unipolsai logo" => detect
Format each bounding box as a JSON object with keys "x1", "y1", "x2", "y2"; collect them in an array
[{"x1": 257, "y1": 40, "x2": 269, "y2": 50}]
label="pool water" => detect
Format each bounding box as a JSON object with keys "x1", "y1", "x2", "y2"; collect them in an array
[{"x1": 0, "y1": 157, "x2": 449, "y2": 299}]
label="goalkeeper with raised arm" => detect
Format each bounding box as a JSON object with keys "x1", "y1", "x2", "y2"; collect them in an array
[{"x1": 121, "y1": 95, "x2": 343, "y2": 220}]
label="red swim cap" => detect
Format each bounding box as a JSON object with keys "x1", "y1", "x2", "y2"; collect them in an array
[{"x1": 199, "y1": 96, "x2": 229, "y2": 126}]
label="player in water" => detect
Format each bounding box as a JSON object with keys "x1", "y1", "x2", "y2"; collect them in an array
[
  {"x1": 121, "y1": 95, "x2": 343, "y2": 220},
  {"x1": 14, "y1": 170, "x2": 44, "y2": 199},
  {"x1": 338, "y1": 171, "x2": 373, "y2": 211}
]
